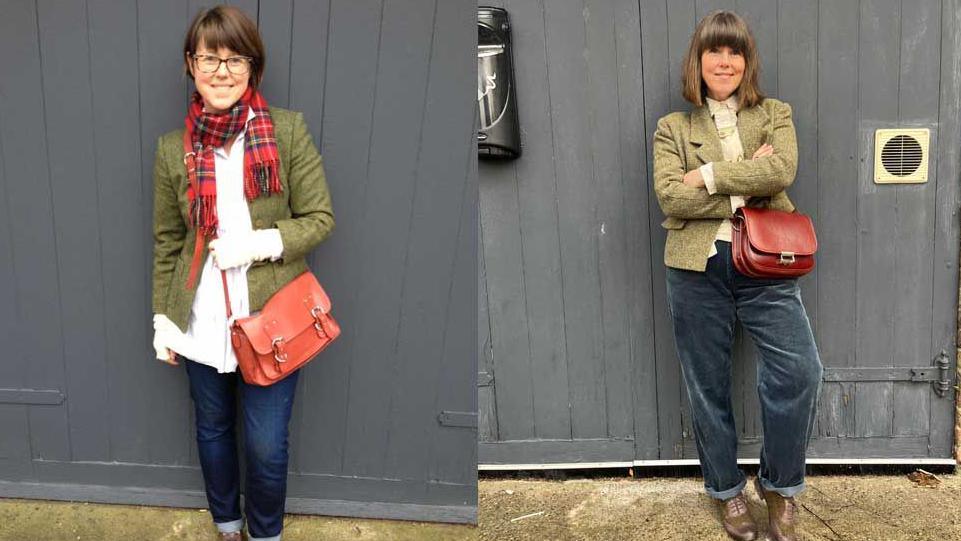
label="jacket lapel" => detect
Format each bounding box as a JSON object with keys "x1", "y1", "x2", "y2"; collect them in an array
[{"x1": 690, "y1": 105, "x2": 722, "y2": 166}]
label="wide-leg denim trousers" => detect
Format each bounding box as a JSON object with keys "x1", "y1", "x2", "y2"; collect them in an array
[
  {"x1": 666, "y1": 241, "x2": 822, "y2": 501},
  {"x1": 183, "y1": 358, "x2": 299, "y2": 541}
]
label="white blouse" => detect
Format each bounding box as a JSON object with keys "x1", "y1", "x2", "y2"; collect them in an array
[
  {"x1": 699, "y1": 95, "x2": 749, "y2": 258},
  {"x1": 163, "y1": 109, "x2": 281, "y2": 373}
]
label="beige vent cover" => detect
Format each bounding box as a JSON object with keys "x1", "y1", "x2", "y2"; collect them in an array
[{"x1": 874, "y1": 128, "x2": 929, "y2": 184}]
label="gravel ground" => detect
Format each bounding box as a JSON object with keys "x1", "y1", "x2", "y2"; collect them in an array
[
  {"x1": 0, "y1": 498, "x2": 477, "y2": 541},
  {"x1": 480, "y1": 473, "x2": 961, "y2": 540}
]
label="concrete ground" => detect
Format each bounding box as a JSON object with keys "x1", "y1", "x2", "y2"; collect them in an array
[
  {"x1": 0, "y1": 499, "x2": 477, "y2": 541},
  {"x1": 480, "y1": 472, "x2": 961, "y2": 540}
]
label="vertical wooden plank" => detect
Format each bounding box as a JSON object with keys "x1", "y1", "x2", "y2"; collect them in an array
[
  {"x1": 36, "y1": 0, "x2": 111, "y2": 462},
  {"x1": 929, "y1": 0, "x2": 961, "y2": 456},
  {"x1": 477, "y1": 0, "x2": 535, "y2": 443},
  {"x1": 816, "y1": 0, "x2": 859, "y2": 439},
  {"x1": 0, "y1": 82, "x2": 34, "y2": 482},
  {"x1": 584, "y1": 0, "x2": 632, "y2": 441},
  {"x1": 891, "y1": 0, "x2": 940, "y2": 437},
  {"x1": 641, "y1": 0, "x2": 686, "y2": 459},
  {"x1": 479, "y1": 157, "x2": 533, "y2": 442},
  {"x1": 666, "y1": 0, "x2": 696, "y2": 113},
  {"x1": 257, "y1": 0, "x2": 293, "y2": 107},
  {"x1": 735, "y1": 0, "x2": 777, "y2": 97},
  {"x1": 429, "y1": 146, "x2": 478, "y2": 491},
  {"x1": 288, "y1": 0, "x2": 331, "y2": 142},
  {"x1": 696, "y1": 0, "x2": 735, "y2": 20},
  {"x1": 0, "y1": 0, "x2": 71, "y2": 465},
  {"x1": 475, "y1": 6, "x2": 491, "y2": 447},
  {"x1": 382, "y1": 0, "x2": 474, "y2": 479},
  {"x1": 479, "y1": 213, "x2": 497, "y2": 442},
  {"x1": 0, "y1": 101, "x2": 23, "y2": 397},
  {"x1": 341, "y1": 0, "x2": 436, "y2": 478},
  {"x1": 616, "y1": 0, "x2": 659, "y2": 459},
  {"x1": 138, "y1": 0, "x2": 195, "y2": 465},
  {"x1": 500, "y1": 0, "x2": 573, "y2": 441},
  {"x1": 426, "y1": 24, "x2": 478, "y2": 479},
  {"x1": 294, "y1": 0, "x2": 380, "y2": 476},
  {"x1": 87, "y1": 0, "x2": 150, "y2": 465},
  {"x1": 854, "y1": 0, "x2": 900, "y2": 438},
  {"x1": 544, "y1": 0, "x2": 606, "y2": 440}
]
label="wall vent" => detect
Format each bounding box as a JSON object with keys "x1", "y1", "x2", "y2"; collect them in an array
[{"x1": 874, "y1": 128, "x2": 929, "y2": 184}]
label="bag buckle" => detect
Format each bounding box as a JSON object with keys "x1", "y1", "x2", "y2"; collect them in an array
[
  {"x1": 779, "y1": 252, "x2": 796, "y2": 265},
  {"x1": 310, "y1": 306, "x2": 328, "y2": 338},
  {"x1": 271, "y1": 337, "x2": 288, "y2": 363}
]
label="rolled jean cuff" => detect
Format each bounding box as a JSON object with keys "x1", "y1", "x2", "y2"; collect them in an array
[
  {"x1": 758, "y1": 476, "x2": 806, "y2": 498},
  {"x1": 215, "y1": 518, "x2": 244, "y2": 534},
  {"x1": 706, "y1": 476, "x2": 747, "y2": 500},
  {"x1": 249, "y1": 535, "x2": 281, "y2": 541}
]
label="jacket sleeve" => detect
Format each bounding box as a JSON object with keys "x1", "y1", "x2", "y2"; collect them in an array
[
  {"x1": 152, "y1": 136, "x2": 187, "y2": 314},
  {"x1": 273, "y1": 112, "x2": 335, "y2": 261},
  {"x1": 709, "y1": 101, "x2": 798, "y2": 196},
  {"x1": 652, "y1": 116, "x2": 739, "y2": 220}
]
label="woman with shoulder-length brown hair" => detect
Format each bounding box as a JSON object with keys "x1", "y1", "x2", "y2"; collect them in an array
[
  {"x1": 150, "y1": 5, "x2": 334, "y2": 540},
  {"x1": 652, "y1": 11, "x2": 821, "y2": 541}
]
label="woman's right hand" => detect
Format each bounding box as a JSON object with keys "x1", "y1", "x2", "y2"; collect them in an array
[
  {"x1": 158, "y1": 347, "x2": 178, "y2": 365},
  {"x1": 752, "y1": 144, "x2": 774, "y2": 160},
  {"x1": 152, "y1": 314, "x2": 180, "y2": 366}
]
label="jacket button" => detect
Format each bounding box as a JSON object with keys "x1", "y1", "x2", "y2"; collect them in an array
[{"x1": 255, "y1": 219, "x2": 264, "y2": 227}]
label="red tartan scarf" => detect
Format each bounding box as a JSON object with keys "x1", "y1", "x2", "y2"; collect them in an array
[{"x1": 184, "y1": 87, "x2": 282, "y2": 236}]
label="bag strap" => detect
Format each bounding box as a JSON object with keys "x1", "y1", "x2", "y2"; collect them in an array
[
  {"x1": 182, "y1": 130, "x2": 206, "y2": 291},
  {"x1": 182, "y1": 130, "x2": 234, "y2": 320}
]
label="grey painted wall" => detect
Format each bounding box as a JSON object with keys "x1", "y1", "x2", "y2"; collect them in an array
[
  {"x1": 479, "y1": 0, "x2": 961, "y2": 465},
  {"x1": 0, "y1": 0, "x2": 477, "y2": 523}
]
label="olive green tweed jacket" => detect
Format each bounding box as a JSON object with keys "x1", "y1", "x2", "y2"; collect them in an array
[
  {"x1": 652, "y1": 98, "x2": 798, "y2": 272},
  {"x1": 152, "y1": 107, "x2": 335, "y2": 332}
]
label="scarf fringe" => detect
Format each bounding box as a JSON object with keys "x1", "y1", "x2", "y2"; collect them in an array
[
  {"x1": 188, "y1": 193, "x2": 218, "y2": 236},
  {"x1": 244, "y1": 160, "x2": 282, "y2": 201}
]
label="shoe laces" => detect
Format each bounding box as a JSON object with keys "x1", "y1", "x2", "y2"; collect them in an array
[{"x1": 726, "y1": 494, "x2": 748, "y2": 515}]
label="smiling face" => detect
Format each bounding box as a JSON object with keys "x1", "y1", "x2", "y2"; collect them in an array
[
  {"x1": 187, "y1": 41, "x2": 250, "y2": 114},
  {"x1": 700, "y1": 45, "x2": 744, "y2": 102}
]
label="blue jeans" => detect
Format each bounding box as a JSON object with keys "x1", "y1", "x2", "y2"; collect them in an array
[
  {"x1": 183, "y1": 358, "x2": 299, "y2": 541},
  {"x1": 666, "y1": 241, "x2": 822, "y2": 500}
]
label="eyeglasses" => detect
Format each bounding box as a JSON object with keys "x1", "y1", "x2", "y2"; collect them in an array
[{"x1": 192, "y1": 54, "x2": 252, "y2": 75}]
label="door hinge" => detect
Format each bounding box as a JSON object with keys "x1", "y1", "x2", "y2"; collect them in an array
[
  {"x1": 821, "y1": 351, "x2": 953, "y2": 398},
  {"x1": 437, "y1": 410, "x2": 477, "y2": 429},
  {"x1": 934, "y1": 350, "x2": 952, "y2": 397}
]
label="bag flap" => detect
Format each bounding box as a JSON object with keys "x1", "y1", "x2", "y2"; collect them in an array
[
  {"x1": 235, "y1": 272, "x2": 334, "y2": 355},
  {"x1": 738, "y1": 207, "x2": 818, "y2": 256}
]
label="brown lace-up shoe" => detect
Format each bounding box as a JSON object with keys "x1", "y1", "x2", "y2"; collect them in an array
[
  {"x1": 754, "y1": 477, "x2": 798, "y2": 541},
  {"x1": 720, "y1": 491, "x2": 758, "y2": 540}
]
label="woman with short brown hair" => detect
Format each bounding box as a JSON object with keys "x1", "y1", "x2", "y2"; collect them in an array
[
  {"x1": 652, "y1": 11, "x2": 821, "y2": 541},
  {"x1": 151, "y1": 5, "x2": 334, "y2": 540}
]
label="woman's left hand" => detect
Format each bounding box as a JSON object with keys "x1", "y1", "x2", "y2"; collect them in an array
[
  {"x1": 752, "y1": 143, "x2": 774, "y2": 160},
  {"x1": 682, "y1": 168, "x2": 705, "y2": 188},
  {"x1": 209, "y1": 229, "x2": 283, "y2": 270}
]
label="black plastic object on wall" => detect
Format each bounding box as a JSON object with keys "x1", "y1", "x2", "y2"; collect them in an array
[{"x1": 478, "y1": 7, "x2": 521, "y2": 160}]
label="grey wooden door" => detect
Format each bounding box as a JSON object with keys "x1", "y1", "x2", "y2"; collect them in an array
[
  {"x1": 479, "y1": 0, "x2": 960, "y2": 466},
  {"x1": 0, "y1": 0, "x2": 476, "y2": 523}
]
